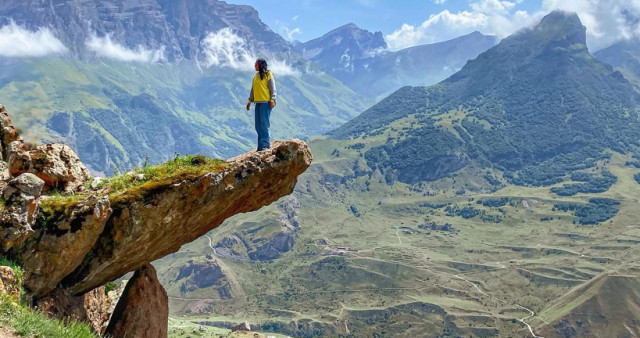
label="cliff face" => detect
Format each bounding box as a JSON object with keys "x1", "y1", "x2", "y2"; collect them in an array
[
  {"x1": 0, "y1": 0, "x2": 290, "y2": 61},
  {"x1": 0, "y1": 106, "x2": 312, "y2": 335}
]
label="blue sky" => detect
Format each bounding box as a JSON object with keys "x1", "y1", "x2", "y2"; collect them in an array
[
  {"x1": 225, "y1": 0, "x2": 640, "y2": 51},
  {"x1": 226, "y1": 0, "x2": 541, "y2": 43}
]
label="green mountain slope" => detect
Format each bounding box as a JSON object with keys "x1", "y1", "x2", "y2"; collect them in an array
[
  {"x1": 595, "y1": 38, "x2": 640, "y2": 88},
  {"x1": 0, "y1": 58, "x2": 371, "y2": 175},
  {"x1": 332, "y1": 11, "x2": 640, "y2": 187},
  {"x1": 536, "y1": 273, "x2": 640, "y2": 337}
]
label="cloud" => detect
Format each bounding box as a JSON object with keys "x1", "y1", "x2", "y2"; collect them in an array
[
  {"x1": 0, "y1": 21, "x2": 67, "y2": 57},
  {"x1": 86, "y1": 34, "x2": 165, "y2": 63},
  {"x1": 282, "y1": 27, "x2": 302, "y2": 41},
  {"x1": 275, "y1": 19, "x2": 303, "y2": 41},
  {"x1": 200, "y1": 28, "x2": 299, "y2": 76},
  {"x1": 387, "y1": 0, "x2": 640, "y2": 51},
  {"x1": 540, "y1": 0, "x2": 640, "y2": 50},
  {"x1": 386, "y1": 0, "x2": 537, "y2": 50},
  {"x1": 386, "y1": 9, "x2": 497, "y2": 50}
]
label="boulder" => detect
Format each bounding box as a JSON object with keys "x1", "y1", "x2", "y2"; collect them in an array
[
  {"x1": 0, "y1": 161, "x2": 10, "y2": 181},
  {"x1": 177, "y1": 260, "x2": 231, "y2": 296},
  {"x1": 232, "y1": 321, "x2": 251, "y2": 332},
  {"x1": 64, "y1": 140, "x2": 312, "y2": 295},
  {"x1": 8, "y1": 173, "x2": 44, "y2": 197},
  {"x1": 0, "y1": 266, "x2": 20, "y2": 298},
  {"x1": 104, "y1": 264, "x2": 168, "y2": 338},
  {"x1": 0, "y1": 106, "x2": 22, "y2": 160},
  {"x1": 20, "y1": 196, "x2": 111, "y2": 298},
  {"x1": 0, "y1": 174, "x2": 45, "y2": 251},
  {"x1": 7, "y1": 142, "x2": 91, "y2": 193}
]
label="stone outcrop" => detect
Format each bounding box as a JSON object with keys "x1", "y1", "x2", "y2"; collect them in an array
[
  {"x1": 104, "y1": 264, "x2": 168, "y2": 338},
  {"x1": 7, "y1": 142, "x2": 92, "y2": 193},
  {"x1": 0, "y1": 106, "x2": 312, "y2": 334},
  {"x1": 0, "y1": 107, "x2": 90, "y2": 193},
  {"x1": 0, "y1": 266, "x2": 20, "y2": 298},
  {"x1": 0, "y1": 173, "x2": 44, "y2": 251},
  {"x1": 20, "y1": 196, "x2": 112, "y2": 298},
  {"x1": 176, "y1": 259, "x2": 232, "y2": 298},
  {"x1": 64, "y1": 140, "x2": 312, "y2": 295},
  {"x1": 232, "y1": 321, "x2": 251, "y2": 332},
  {"x1": 0, "y1": 106, "x2": 21, "y2": 160}
]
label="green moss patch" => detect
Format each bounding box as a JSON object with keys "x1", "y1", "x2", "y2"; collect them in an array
[{"x1": 40, "y1": 154, "x2": 227, "y2": 216}]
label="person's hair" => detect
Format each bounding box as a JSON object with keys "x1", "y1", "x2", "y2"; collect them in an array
[{"x1": 256, "y1": 58, "x2": 268, "y2": 80}]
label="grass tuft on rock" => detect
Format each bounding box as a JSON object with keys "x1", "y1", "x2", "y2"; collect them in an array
[{"x1": 40, "y1": 154, "x2": 227, "y2": 214}]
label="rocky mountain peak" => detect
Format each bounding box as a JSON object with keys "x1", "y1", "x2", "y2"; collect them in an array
[
  {"x1": 294, "y1": 22, "x2": 387, "y2": 66},
  {"x1": 534, "y1": 10, "x2": 586, "y2": 46}
]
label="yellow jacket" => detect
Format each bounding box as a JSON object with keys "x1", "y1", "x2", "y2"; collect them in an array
[{"x1": 248, "y1": 71, "x2": 277, "y2": 104}]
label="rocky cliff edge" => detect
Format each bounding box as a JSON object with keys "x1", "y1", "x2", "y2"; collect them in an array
[{"x1": 0, "y1": 105, "x2": 312, "y2": 336}]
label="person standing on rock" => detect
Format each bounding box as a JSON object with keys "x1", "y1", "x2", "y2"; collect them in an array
[{"x1": 246, "y1": 58, "x2": 277, "y2": 151}]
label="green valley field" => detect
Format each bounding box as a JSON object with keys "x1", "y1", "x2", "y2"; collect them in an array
[{"x1": 158, "y1": 136, "x2": 640, "y2": 337}]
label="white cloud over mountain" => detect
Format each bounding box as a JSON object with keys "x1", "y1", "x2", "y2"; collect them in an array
[
  {"x1": 0, "y1": 21, "x2": 67, "y2": 57},
  {"x1": 386, "y1": 0, "x2": 640, "y2": 51},
  {"x1": 201, "y1": 28, "x2": 299, "y2": 76},
  {"x1": 86, "y1": 34, "x2": 165, "y2": 63}
]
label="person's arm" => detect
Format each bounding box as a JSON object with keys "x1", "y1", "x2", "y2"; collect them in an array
[
  {"x1": 268, "y1": 73, "x2": 277, "y2": 108},
  {"x1": 248, "y1": 86, "x2": 254, "y2": 104},
  {"x1": 246, "y1": 87, "x2": 254, "y2": 110}
]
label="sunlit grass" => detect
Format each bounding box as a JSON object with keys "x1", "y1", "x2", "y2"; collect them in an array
[
  {"x1": 0, "y1": 259, "x2": 96, "y2": 338},
  {"x1": 40, "y1": 154, "x2": 227, "y2": 215}
]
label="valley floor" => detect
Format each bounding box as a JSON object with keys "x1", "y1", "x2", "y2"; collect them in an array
[{"x1": 158, "y1": 139, "x2": 640, "y2": 337}]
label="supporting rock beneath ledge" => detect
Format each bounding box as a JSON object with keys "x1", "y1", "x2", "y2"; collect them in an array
[{"x1": 104, "y1": 264, "x2": 168, "y2": 338}]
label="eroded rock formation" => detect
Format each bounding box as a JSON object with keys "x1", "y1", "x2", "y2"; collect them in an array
[
  {"x1": 0, "y1": 106, "x2": 312, "y2": 335},
  {"x1": 104, "y1": 264, "x2": 168, "y2": 338},
  {"x1": 21, "y1": 196, "x2": 112, "y2": 298},
  {"x1": 65, "y1": 139, "x2": 311, "y2": 295},
  {"x1": 0, "y1": 173, "x2": 44, "y2": 251},
  {"x1": 7, "y1": 141, "x2": 92, "y2": 194}
]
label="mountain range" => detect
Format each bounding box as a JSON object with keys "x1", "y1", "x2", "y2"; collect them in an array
[
  {"x1": 295, "y1": 25, "x2": 498, "y2": 98},
  {"x1": 0, "y1": 0, "x2": 501, "y2": 176},
  {"x1": 595, "y1": 38, "x2": 640, "y2": 88},
  {"x1": 2, "y1": 1, "x2": 640, "y2": 337},
  {"x1": 159, "y1": 10, "x2": 640, "y2": 337},
  {"x1": 333, "y1": 10, "x2": 640, "y2": 186},
  {"x1": 0, "y1": 0, "x2": 290, "y2": 61}
]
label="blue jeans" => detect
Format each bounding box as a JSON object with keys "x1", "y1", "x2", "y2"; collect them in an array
[{"x1": 254, "y1": 103, "x2": 271, "y2": 151}]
